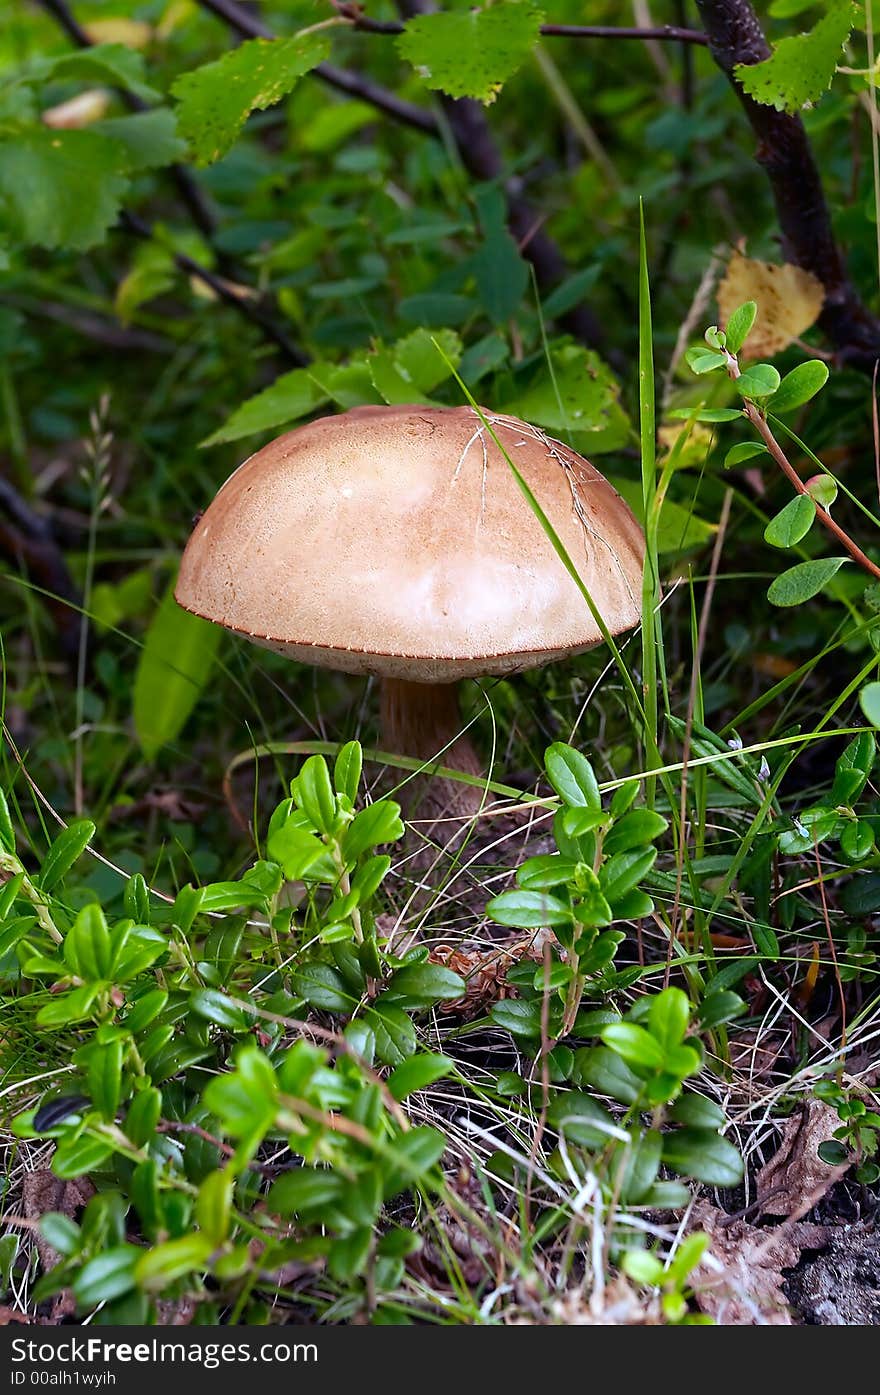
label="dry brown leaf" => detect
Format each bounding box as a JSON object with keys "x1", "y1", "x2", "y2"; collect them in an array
[
  {"x1": 691, "y1": 1200, "x2": 828, "y2": 1325},
  {"x1": 717, "y1": 251, "x2": 824, "y2": 358},
  {"x1": 756, "y1": 1100, "x2": 848, "y2": 1220}
]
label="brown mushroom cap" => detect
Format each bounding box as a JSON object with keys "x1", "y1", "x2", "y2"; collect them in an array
[{"x1": 175, "y1": 404, "x2": 644, "y2": 682}]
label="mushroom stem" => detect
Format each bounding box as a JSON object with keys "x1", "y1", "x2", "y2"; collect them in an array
[{"x1": 379, "y1": 678, "x2": 484, "y2": 822}]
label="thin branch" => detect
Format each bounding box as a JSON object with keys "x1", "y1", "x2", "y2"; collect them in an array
[
  {"x1": 121, "y1": 212, "x2": 307, "y2": 365},
  {"x1": 695, "y1": 0, "x2": 880, "y2": 373},
  {"x1": 195, "y1": 0, "x2": 439, "y2": 136},
  {"x1": 333, "y1": 6, "x2": 709, "y2": 44},
  {"x1": 540, "y1": 24, "x2": 707, "y2": 44},
  {"x1": 725, "y1": 353, "x2": 880, "y2": 579}
]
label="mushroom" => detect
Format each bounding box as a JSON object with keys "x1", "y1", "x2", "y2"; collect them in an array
[{"x1": 175, "y1": 404, "x2": 644, "y2": 823}]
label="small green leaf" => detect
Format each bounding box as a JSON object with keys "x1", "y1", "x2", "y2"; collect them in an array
[
  {"x1": 134, "y1": 1234, "x2": 212, "y2": 1290},
  {"x1": 40, "y1": 819, "x2": 95, "y2": 892},
  {"x1": 0, "y1": 789, "x2": 14, "y2": 853},
  {"x1": 547, "y1": 1091, "x2": 619, "y2": 1148},
  {"x1": 724, "y1": 301, "x2": 757, "y2": 355},
  {"x1": 859, "y1": 682, "x2": 880, "y2": 728},
  {"x1": 135, "y1": 581, "x2": 221, "y2": 758},
  {"x1": 767, "y1": 556, "x2": 847, "y2": 606},
  {"x1": 0, "y1": 128, "x2": 130, "y2": 252},
  {"x1": 334, "y1": 741, "x2": 363, "y2": 805},
  {"x1": 667, "y1": 407, "x2": 743, "y2": 422},
  {"x1": 661, "y1": 1128, "x2": 744, "y2": 1186},
  {"x1": 342, "y1": 800, "x2": 404, "y2": 862},
  {"x1": 73, "y1": 1247, "x2": 139, "y2": 1308},
  {"x1": 763, "y1": 494, "x2": 816, "y2": 548},
  {"x1": 396, "y1": 1, "x2": 543, "y2": 104},
  {"x1": 685, "y1": 346, "x2": 725, "y2": 375},
  {"x1": 384, "y1": 964, "x2": 466, "y2": 1008},
  {"x1": 805, "y1": 474, "x2": 838, "y2": 509},
  {"x1": 387, "y1": 1054, "x2": 455, "y2": 1101},
  {"x1": 601, "y1": 1023, "x2": 665, "y2": 1072},
  {"x1": 736, "y1": 1, "x2": 857, "y2": 115},
  {"x1": 487, "y1": 889, "x2": 573, "y2": 928},
  {"x1": 736, "y1": 363, "x2": 781, "y2": 400},
  {"x1": 172, "y1": 34, "x2": 330, "y2": 165},
  {"x1": 202, "y1": 368, "x2": 329, "y2": 447},
  {"x1": 768, "y1": 360, "x2": 829, "y2": 414},
  {"x1": 545, "y1": 743, "x2": 601, "y2": 810},
  {"x1": 725, "y1": 441, "x2": 768, "y2": 467}
]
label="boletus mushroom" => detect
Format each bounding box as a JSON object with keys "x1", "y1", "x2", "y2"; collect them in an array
[{"x1": 175, "y1": 405, "x2": 644, "y2": 823}]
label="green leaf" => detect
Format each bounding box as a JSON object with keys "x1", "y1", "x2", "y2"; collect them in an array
[
  {"x1": 667, "y1": 407, "x2": 743, "y2": 422},
  {"x1": 202, "y1": 368, "x2": 329, "y2": 447},
  {"x1": 172, "y1": 34, "x2": 330, "y2": 165},
  {"x1": 195, "y1": 1170, "x2": 234, "y2": 1245},
  {"x1": 0, "y1": 789, "x2": 14, "y2": 853},
  {"x1": 545, "y1": 743, "x2": 601, "y2": 811},
  {"x1": 292, "y1": 963, "x2": 354, "y2": 1013},
  {"x1": 736, "y1": 363, "x2": 781, "y2": 399},
  {"x1": 486, "y1": 889, "x2": 572, "y2": 929},
  {"x1": 269, "y1": 1167, "x2": 344, "y2": 1216},
  {"x1": 334, "y1": 741, "x2": 363, "y2": 805},
  {"x1": 736, "y1": 1, "x2": 857, "y2": 114},
  {"x1": 39, "y1": 1213, "x2": 80, "y2": 1258},
  {"x1": 859, "y1": 682, "x2": 880, "y2": 728},
  {"x1": 65, "y1": 904, "x2": 111, "y2": 980},
  {"x1": 369, "y1": 328, "x2": 462, "y2": 405},
  {"x1": 767, "y1": 556, "x2": 847, "y2": 606},
  {"x1": 93, "y1": 109, "x2": 186, "y2": 172},
  {"x1": 190, "y1": 988, "x2": 252, "y2": 1031},
  {"x1": 134, "y1": 580, "x2": 221, "y2": 757},
  {"x1": 724, "y1": 301, "x2": 757, "y2": 355},
  {"x1": 725, "y1": 441, "x2": 768, "y2": 467},
  {"x1": 601, "y1": 1023, "x2": 665, "y2": 1072},
  {"x1": 604, "y1": 809, "x2": 668, "y2": 855},
  {"x1": 33, "y1": 42, "x2": 159, "y2": 102},
  {"x1": 134, "y1": 1234, "x2": 213, "y2": 1290},
  {"x1": 364, "y1": 1002, "x2": 417, "y2": 1066},
  {"x1": 472, "y1": 222, "x2": 529, "y2": 324},
  {"x1": 385, "y1": 964, "x2": 466, "y2": 1008},
  {"x1": 647, "y1": 988, "x2": 691, "y2": 1050},
  {"x1": 489, "y1": 998, "x2": 544, "y2": 1038},
  {"x1": 805, "y1": 474, "x2": 838, "y2": 508},
  {"x1": 685, "y1": 346, "x2": 725, "y2": 375},
  {"x1": 547, "y1": 1091, "x2": 619, "y2": 1148},
  {"x1": 387, "y1": 1053, "x2": 455, "y2": 1101},
  {"x1": 0, "y1": 128, "x2": 130, "y2": 252},
  {"x1": 396, "y1": 2, "x2": 543, "y2": 104},
  {"x1": 40, "y1": 819, "x2": 95, "y2": 892},
  {"x1": 609, "y1": 475, "x2": 717, "y2": 557},
  {"x1": 768, "y1": 360, "x2": 829, "y2": 414},
  {"x1": 501, "y1": 345, "x2": 630, "y2": 449},
  {"x1": 342, "y1": 801, "x2": 404, "y2": 862},
  {"x1": 292, "y1": 755, "x2": 337, "y2": 834},
  {"x1": 51, "y1": 1133, "x2": 113, "y2": 1180},
  {"x1": 73, "y1": 1246, "x2": 139, "y2": 1308},
  {"x1": 382, "y1": 1126, "x2": 446, "y2": 1193},
  {"x1": 764, "y1": 494, "x2": 816, "y2": 548},
  {"x1": 661, "y1": 1128, "x2": 744, "y2": 1186},
  {"x1": 87, "y1": 1038, "x2": 123, "y2": 1120}
]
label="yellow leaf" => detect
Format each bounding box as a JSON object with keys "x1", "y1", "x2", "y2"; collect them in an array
[
  {"x1": 717, "y1": 251, "x2": 824, "y2": 358},
  {"x1": 42, "y1": 89, "x2": 110, "y2": 129},
  {"x1": 84, "y1": 18, "x2": 153, "y2": 49}
]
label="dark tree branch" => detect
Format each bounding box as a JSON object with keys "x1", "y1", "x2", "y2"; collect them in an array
[
  {"x1": 0, "y1": 480, "x2": 82, "y2": 666},
  {"x1": 695, "y1": 0, "x2": 880, "y2": 372},
  {"x1": 194, "y1": 0, "x2": 439, "y2": 136},
  {"x1": 334, "y1": 6, "x2": 709, "y2": 45}
]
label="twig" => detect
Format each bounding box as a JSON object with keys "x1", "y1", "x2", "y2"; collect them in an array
[
  {"x1": 121, "y1": 212, "x2": 307, "y2": 365},
  {"x1": 695, "y1": 0, "x2": 880, "y2": 373},
  {"x1": 725, "y1": 352, "x2": 880, "y2": 580},
  {"x1": 333, "y1": 5, "x2": 709, "y2": 44}
]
